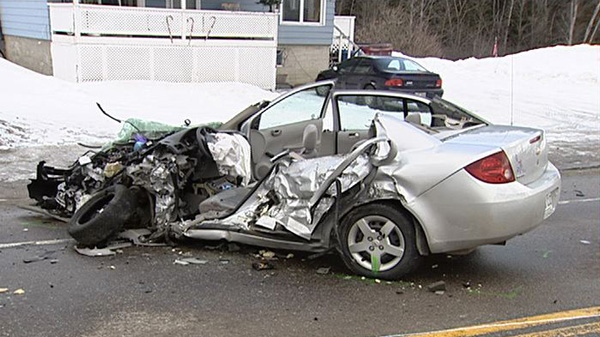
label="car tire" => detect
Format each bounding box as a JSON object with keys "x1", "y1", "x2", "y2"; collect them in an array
[
  {"x1": 68, "y1": 184, "x2": 137, "y2": 246},
  {"x1": 338, "y1": 203, "x2": 420, "y2": 279}
]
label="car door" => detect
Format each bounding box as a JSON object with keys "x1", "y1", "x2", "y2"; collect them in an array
[
  {"x1": 335, "y1": 58, "x2": 359, "y2": 88},
  {"x1": 243, "y1": 83, "x2": 334, "y2": 179},
  {"x1": 345, "y1": 58, "x2": 374, "y2": 89}
]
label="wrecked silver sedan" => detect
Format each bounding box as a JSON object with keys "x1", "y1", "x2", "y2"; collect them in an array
[{"x1": 27, "y1": 81, "x2": 561, "y2": 279}]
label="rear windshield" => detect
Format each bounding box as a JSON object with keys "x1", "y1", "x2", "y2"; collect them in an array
[{"x1": 374, "y1": 58, "x2": 427, "y2": 72}]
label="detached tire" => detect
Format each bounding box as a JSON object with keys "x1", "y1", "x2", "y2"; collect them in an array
[
  {"x1": 338, "y1": 203, "x2": 420, "y2": 280},
  {"x1": 68, "y1": 185, "x2": 137, "y2": 246}
]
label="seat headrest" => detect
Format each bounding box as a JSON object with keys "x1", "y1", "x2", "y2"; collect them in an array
[
  {"x1": 405, "y1": 113, "x2": 421, "y2": 125},
  {"x1": 302, "y1": 124, "x2": 319, "y2": 151}
]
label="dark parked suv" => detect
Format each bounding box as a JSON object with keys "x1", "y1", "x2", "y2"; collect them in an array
[{"x1": 316, "y1": 55, "x2": 443, "y2": 98}]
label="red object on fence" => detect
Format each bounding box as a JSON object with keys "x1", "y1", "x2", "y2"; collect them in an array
[{"x1": 492, "y1": 37, "x2": 498, "y2": 57}]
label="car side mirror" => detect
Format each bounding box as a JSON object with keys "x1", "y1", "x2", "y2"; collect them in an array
[{"x1": 241, "y1": 115, "x2": 260, "y2": 135}]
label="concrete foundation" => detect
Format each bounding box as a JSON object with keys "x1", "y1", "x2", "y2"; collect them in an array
[
  {"x1": 4, "y1": 35, "x2": 53, "y2": 75},
  {"x1": 276, "y1": 45, "x2": 329, "y2": 87}
]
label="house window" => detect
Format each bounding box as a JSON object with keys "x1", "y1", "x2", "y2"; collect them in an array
[
  {"x1": 282, "y1": 0, "x2": 323, "y2": 24},
  {"x1": 75, "y1": 0, "x2": 139, "y2": 5},
  {"x1": 144, "y1": 0, "x2": 199, "y2": 9}
]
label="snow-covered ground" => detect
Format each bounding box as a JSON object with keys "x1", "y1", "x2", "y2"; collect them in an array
[{"x1": 0, "y1": 44, "x2": 598, "y2": 182}]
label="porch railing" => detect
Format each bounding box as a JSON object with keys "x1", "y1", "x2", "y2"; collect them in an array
[
  {"x1": 48, "y1": 4, "x2": 278, "y2": 40},
  {"x1": 48, "y1": 4, "x2": 278, "y2": 89},
  {"x1": 331, "y1": 16, "x2": 356, "y2": 64}
]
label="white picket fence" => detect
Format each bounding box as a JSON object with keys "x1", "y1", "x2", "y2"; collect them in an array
[{"x1": 49, "y1": 4, "x2": 278, "y2": 89}]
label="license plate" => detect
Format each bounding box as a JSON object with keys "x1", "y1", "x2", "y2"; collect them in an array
[
  {"x1": 415, "y1": 92, "x2": 426, "y2": 97},
  {"x1": 543, "y1": 188, "x2": 559, "y2": 219}
]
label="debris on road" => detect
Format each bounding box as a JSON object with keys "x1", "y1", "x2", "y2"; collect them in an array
[
  {"x1": 179, "y1": 257, "x2": 208, "y2": 265},
  {"x1": 173, "y1": 259, "x2": 190, "y2": 266},
  {"x1": 316, "y1": 267, "x2": 331, "y2": 275},
  {"x1": 259, "y1": 250, "x2": 276, "y2": 260},
  {"x1": 118, "y1": 229, "x2": 166, "y2": 247},
  {"x1": 0, "y1": 288, "x2": 8, "y2": 294},
  {"x1": 13, "y1": 289, "x2": 25, "y2": 295},
  {"x1": 427, "y1": 281, "x2": 446, "y2": 292},
  {"x1": 23, "y1": 256, "x2": 47, "y2": 264},
  {"x1": 252, "y1": 261, "x2": 275, "y2": 271},
  {"x1": 75, "y1": 242, "x2": 132, "y2": 257},
  {"x1": 580, "y1": 240, "x2": 591, "y2": 245}
]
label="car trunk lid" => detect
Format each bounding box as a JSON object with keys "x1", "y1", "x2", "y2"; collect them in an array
[{"x1": 440, "y1": 125, "x2": 548, "y2": 185}]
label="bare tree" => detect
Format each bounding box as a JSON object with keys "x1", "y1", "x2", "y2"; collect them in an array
[
  {"x1": 584, "y1": 1, "x2": 600, "y2": 42},
  {"x1": 338, "y1": 0, "x2": 595, "y2": 60},
  {"x1": 568, "y1": 0, "x2": 579, "y2": 45}
]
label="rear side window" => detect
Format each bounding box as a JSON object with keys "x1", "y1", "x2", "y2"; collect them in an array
[
  {"x1": 354, "y1": 59, "x2": 372, "y2": 74},
  {"x1": 375, "y1": 58, "x2": 427, "y2": 72},
  {"x1": 338, "y1": 58, "x2": 359, "y2": 75},
  {"x1": 336, "y1": 95, "x2": 436, "y2": 130},
  {"x1": 403, "y1": 59, "x2": 427, "y2": 71},
  {"x1": 387, "y1": 60, "x2": 402, "y2": 70},
  {"x1": 336, "y1": 95, "x2": 405, "y2": 131}
]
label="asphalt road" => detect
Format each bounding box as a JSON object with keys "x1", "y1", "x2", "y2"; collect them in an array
[{"x1": 0, "y1": 168, "x2": 598, "y2": 337}]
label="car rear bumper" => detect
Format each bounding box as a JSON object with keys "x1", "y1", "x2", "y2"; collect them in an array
[
  {"x1": 407, "y1": 163, "x2": 561, "y2": 253},
  {"x1": 385, "y1": 87, "x2": 444, "y2": 98}
]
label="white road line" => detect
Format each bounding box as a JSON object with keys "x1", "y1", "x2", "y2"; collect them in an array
[
  {"x1": 558, "y1": 197, "x2": 600, "y2": 205},
  {"x1": 0, "y1": 238, "x2": 73, "y2": 249}
]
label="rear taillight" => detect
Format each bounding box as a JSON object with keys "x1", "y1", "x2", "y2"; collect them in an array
[
  {"x1": 465, "y1": 151, "x2": 515, "y2": 184},
  {"x1": 385, "y1": 78, "x2": 403, "y2": 87},
  {"x1": 435, "y1": 79, "x2": 442, "y2": 88}
]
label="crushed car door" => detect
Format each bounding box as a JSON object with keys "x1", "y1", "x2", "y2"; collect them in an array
[
  {"x1": 247, "y1": 83, "x2": 333, "y2": 179},
  {"x1": 335, "y1": 93, "x2": 407, "y2": 154}
]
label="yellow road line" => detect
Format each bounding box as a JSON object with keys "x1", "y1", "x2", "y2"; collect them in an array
[
  {"x1": 392, "y1": 306, "x2": 600, "y2": 337},
  {"x1": 513, "y1": 322, "x2": 600, "y2": 337}
]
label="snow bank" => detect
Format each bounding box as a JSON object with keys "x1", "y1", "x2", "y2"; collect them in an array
[
  {"x1": 0, "y1": 59, "x2": 277, "y2": 149},
  {"x1": 0, "y1": 44, "x2": 598, "y2": 182},
  {"x1": 398, "y1": 44, "x2": 600, "y2": 145}
]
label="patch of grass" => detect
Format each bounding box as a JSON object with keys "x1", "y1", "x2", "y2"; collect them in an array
[
  {"x1": 542, "y1": 250, "x2": 552, "y2": 258},
  {"x1": 21, "y1": 220, "x2": 62, "y2": 230}
]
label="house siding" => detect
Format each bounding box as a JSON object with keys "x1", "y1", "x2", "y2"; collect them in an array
[
  {"x1": 0, "y1": 0, "x2": 50, "y2": 40},
  {"x1": 278, "y1": 0, "x2": 334, "y2": 46}
]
